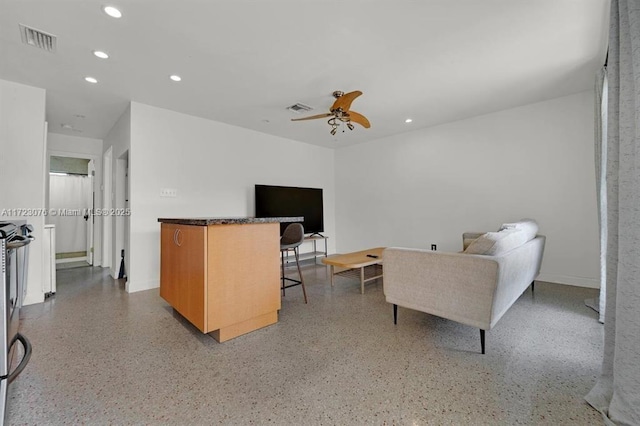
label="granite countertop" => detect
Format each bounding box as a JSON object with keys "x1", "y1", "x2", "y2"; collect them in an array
[{"x1": 157, "y1": 217, "x2": 303, "y2": 226}]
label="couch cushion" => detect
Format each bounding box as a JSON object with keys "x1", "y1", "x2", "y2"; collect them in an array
[
  {"x1": 499, "y1": 218, "x2": 539, "y2": 242},
  {"x1": 464, "y1": 229, "x2": 530, "y2": 256}
]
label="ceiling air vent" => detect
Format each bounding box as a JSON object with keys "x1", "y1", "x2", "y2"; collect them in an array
[
  {"x1": 287, "y1": 103, "x2": 313, "y2": 113},
  {"x1": 19, "y1": 24, "x2": 57, "y2": 52}
]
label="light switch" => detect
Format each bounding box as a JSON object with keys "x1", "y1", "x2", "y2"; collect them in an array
[{"x1": 160, "y1": 188, "x2": 177, "y2": 197}]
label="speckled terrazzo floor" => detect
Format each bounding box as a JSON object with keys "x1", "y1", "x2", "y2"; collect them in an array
[{"x1": 8, "y1": 265, "x2": 603, "y2": 425}]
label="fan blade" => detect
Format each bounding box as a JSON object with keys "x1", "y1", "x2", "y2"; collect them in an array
[
  {"x1": 347, "y1": 111, "x2": 371, "y2": 128},
  {"x1": 291, "y1": 113, "x2": 333, "y2": 121},
  {"x1": 331, "y1": 90, "x2": 363, "y2": 112}
]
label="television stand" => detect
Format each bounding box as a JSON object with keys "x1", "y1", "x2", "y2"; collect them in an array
[{"x1": 283, "y1": 234, "x2": 328, "y2": 266}]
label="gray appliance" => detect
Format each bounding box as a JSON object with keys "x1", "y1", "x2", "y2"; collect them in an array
[{"x1": 0, "y1": 222, "x2": 33, "y2": 424}]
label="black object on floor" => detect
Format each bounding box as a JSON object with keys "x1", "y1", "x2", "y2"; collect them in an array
[{"x1": 118, "y1": 249, "x2": 126, "y2": 280}]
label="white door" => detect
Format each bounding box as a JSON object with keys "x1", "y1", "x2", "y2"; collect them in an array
[{"x1": 86, "y1": 159, "x2": 95, "y2": 265}]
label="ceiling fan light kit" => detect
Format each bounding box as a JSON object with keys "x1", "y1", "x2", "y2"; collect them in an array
[{"x1": 291, "y1": 90, "x2": 370, "y2": 135}]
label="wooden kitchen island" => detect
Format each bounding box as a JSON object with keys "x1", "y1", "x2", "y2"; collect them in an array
[{"x1": 158, "y1": 217, "x2": 301, "y2": 342}]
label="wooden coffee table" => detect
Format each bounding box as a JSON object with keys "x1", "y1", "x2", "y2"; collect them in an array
[{"x1": 322, "y1": 247, "x2": 385, "y2": 294}]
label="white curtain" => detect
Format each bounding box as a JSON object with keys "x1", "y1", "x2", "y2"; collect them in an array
[
  {"x1": 585, "y1": 1, "x2": 640, "y2": 424},
  {"x1": 590, "y1": 67, "x2": 608, "y2": 323},
  {"x1": 49, "y1": 174, "x2": 91, "y2": 254}
]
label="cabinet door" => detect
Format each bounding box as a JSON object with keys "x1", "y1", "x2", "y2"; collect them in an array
[
  {"x1": 160, "y1": 224, "x2": 180, "y2": 307},
  {"x1": 160, "y1": 224, "x2": 207, "y2": 331},
  {"x1": 206, "y1": 223, "x2": 280, "y2": 331}
]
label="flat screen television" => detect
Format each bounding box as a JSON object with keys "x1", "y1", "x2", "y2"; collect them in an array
[{"x1": 255, "y1": 184, "x2": 324, "y2": 235}]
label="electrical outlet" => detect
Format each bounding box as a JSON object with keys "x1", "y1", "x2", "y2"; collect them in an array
[
  {"x1": 160, "y1": 188, "x2": 177, "y2": 197},
  {"x1": 431, "y1": 244, "x2": 437, "y2": 251}
]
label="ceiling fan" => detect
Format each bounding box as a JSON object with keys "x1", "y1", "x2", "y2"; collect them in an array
[{"x1": 291, "y1": 90, "x2": 371, "y2": 135}]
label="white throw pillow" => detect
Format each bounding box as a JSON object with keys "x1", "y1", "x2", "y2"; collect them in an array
[
  {"x1": 464, "y1": 228, "x2": 530, "y2": 256},
  {"x1": 499, "y1": 218, "x2": 538, "y2": 242}
]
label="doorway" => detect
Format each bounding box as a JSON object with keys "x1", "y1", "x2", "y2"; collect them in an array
[
  {"x1": 114, "y1": 151, "x2": 129, "y2": 290},
  {"x1": 48, "y1": 156, "x2": 95, "y2": 270}
]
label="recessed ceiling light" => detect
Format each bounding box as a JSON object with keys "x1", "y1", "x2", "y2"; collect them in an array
[
  {"x1": 85, "y1": 76, "x2": 98, "y2": 84},
  {"x1": 93, "y1": 50, "x2": 109, "y2": 59},
  {"x1": 169, "y1": 75, "x2": 182, "y2": 82},
  {"x1": 405, "y1": 118, "x2": 413, "y2": 123},
  {"x1": 103, "y1": 6, "x2": 122, "y2": 18}
]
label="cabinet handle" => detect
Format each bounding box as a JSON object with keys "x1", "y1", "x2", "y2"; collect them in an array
[{"x1": 174, "y1": 229, "x2": 183, "y2": 247}]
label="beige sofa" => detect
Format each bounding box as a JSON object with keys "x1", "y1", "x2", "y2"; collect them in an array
[{"x1": 383, "y1": 220, "x2": 545, "y2": 354}]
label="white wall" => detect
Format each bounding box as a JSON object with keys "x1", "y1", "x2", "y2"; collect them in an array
[
  {"x1": 123, "y1": 102, "x2": 335, "y2": 292},
  {"x1": 335, "y1": 91, "x2": 599, "y2": 288},
  {"x1": 0, "y1": 79, "x2": 47, "y2": 305},
  {"x1": 47, "y1": 133, "x2": 104, "y2": 265},
  {"x1": 48, "y1": 133, "x2": 103, "y2": 157}
]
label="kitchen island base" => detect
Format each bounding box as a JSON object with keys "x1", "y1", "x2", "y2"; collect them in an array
[
  {"x1": 210, "y1": 311, "x2": 278, "y2": 342},
  {"x1": 159, "y1": 217, "x2": 301, "y2": 342}
]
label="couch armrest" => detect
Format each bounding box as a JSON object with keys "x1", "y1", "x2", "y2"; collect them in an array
[{"x1": 383, "y1": 247, "x2": 498, "y2": 330}]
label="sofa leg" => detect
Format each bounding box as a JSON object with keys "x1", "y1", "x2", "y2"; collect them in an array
[
  {"x1": 393, "y1": 304, "x2": 398, "y2": 325},
  {"x1": 531, "y1": 281, "x2": 535, "y2": 293},
  {"x1": 480, "y1": 329, "x2": 485, "y2": 354}
]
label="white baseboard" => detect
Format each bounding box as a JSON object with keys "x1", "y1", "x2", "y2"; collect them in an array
[
  {"x1": 537, "y1": 273, "x2": 599, "y2": 289},
  {"x1": 127, "y1": 278, "x2": 159, "y2": 293}
]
